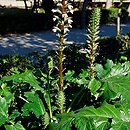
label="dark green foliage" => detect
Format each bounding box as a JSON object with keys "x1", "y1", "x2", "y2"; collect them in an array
[
  {"x1": 50, "y1": 102, "x2": 130, "y2": 130},
  {"x1": 0, "y1": 8, "x2": 53, "y2": 34},
  {"x1": 0, "y1": 3, "x2": 130, "y2": 130},
  {"x1": 101, "y1": 8, "x2": 118, "y2": 24},
  {"x1": 0, "y1": 55, "x2": 31, "y2": 77},
  {"x1": 72, "y1": 8, "x2": 127, "y2": 28},
  {"x1": 63, "y1": 44, "x2": 88, "y2": 73},
  {"x1": 22, "y1": 91, "x2": 45, "y2": 118},
  {"x1": 0, "y1": 7, "x2": 128, "y2": 34},
  {"x1": 98, "y1": 37, "x2": 122, "y2": 63},
  {"x1": 0, "y1": 48, "x2": 130, "y2": 130}
]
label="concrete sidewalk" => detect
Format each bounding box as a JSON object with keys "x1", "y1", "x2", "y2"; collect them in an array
[{"x1": 0, "y1": 24, "x2": 130, "y2": 55}]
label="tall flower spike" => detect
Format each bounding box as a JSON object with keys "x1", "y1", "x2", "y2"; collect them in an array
[
  {"x1": 86, "y1": 8, "x2": 101, "y2": 78},
  {"x1": 52, "y1": 0, "x2": 73, "y2": 39},
  {"x1": 52, "y1": 0, "x2": 73, "y2": 113}
]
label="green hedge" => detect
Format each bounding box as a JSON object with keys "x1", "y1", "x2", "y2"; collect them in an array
[
  {"x1": 101, "y1": 8, "x2": 118, "y2": 24},
  {"x1": 0, "y1": 8, "x2": 53, "y2": 34},
  {"x1": 0, "y1": 7, "x2": 128, "y2": 34},
  {"x1": 101, "y1": 8, "x2": 128, "y2": 24},
  {"x1": 72, "y1": 8, "x2": 128, "y2": 28}
]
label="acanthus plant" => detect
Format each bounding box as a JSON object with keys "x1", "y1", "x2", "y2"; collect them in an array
[
  {"x1": 86, "y1": 7, "x2": 100, "y2": 78},
  {"x1": 52, "y1": 0, "x2": 73, "y2": 114},
  {"x1": 0, "y1": 1, "x2": 74, "y2": 129},
  {"x1": 0, "y1": 3, "x2": 130, "y2": 130},
  {"x1": 49, "y1": 8, "x2": 130, "y2": 130}
]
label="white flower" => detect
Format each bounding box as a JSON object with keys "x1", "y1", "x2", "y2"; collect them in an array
[
  {"x1": 68, "y1": 4, "x2": 73, "y2": 10},
  {"x1": 62, "y1": 13, "x2": 68, "y2": 20},
  {"x1": 53, "y1": 27, "x2": 61, "y2": 32},
  {"x1": 64, "y1": 28, "x2": 69, "y2": 33},
  {"x1": 53, "y1": 15, "x2": 59, "y2": 21},
  {"x1": 57, "y1": 3, "x2": 62, "y2": 7},
  {"x1": 52, "y1": 28, "x2": 57, "y2": 32},
  {"x1": 52, "y1": 9, "x2": 62, "y2": 14},
  {"x1": 65, "y1": 1, "x2": 68, "y2": 5},
  {"x1": 79, "y1": 49, "x2": 87, "y2": 54},
  {"x1": 53, "y1": 18, "x2": 57, "y2": 21},
  {"x1": 68, "y1": 19, "x2": 73, "y2": 24}
]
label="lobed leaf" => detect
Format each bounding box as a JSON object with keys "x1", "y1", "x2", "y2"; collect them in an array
[
  {"x1": 5, "y1": 122, "x2": 25, "y2": 130},
  {"x1": 75, "y1": 102, "x2": 120, "y2": 119},
  {"x1": 104, "y1": 74, "x2": 130, "y2": 102},
  {"x1": 74, "y1": 117, "x2": 95, "y2": 130},
  {"x1": 0, "y1": 96, "x2": 8, "y2": 126},
  {"x1": 22, "y1": 92, "x2": 45, "y2": 118},
  {"x1": 51, "y1": 103, "x2": 130, "y2": 130},
  {"x1": 88, "y1": 78, "x2": 101, "y2": 96},
  {"x1": 111, "y1": 120, "x2": 130, "y2": 130},
  {"x1": 95, "y1": 118, "x2": 110, "y2": 130},
  {"x1": 2, "y1": 70, "x2": 42, "y2": 91}
]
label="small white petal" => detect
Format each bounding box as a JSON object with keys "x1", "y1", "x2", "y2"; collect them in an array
[
  {"x1": 68, "y1": 5, "x2": 73, "y2": 10},
  {"x1": 53, "y1": 18, "x2": 57, "y2": 21},
  {"x1": 52, "y1": 29, "x2": 57, "y2": 32}
]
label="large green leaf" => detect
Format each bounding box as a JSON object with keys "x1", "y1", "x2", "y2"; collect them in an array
[
  {"x1": 103, "y1": 82, "x2": 117, "y2": 101},
  {"x1": 96, "y1": 61, "x2": 130, "y2": 101},
  {"x1": 120, "y1": 103, "x2": 130, "y2": 120},
  {"x1": 49, "y1": 113, "x2": 73, "y2": 130},
  {"x1": 5, "y1": 122, "x2": 25, "y2": 130},
  {"x1": 104, "y1": 74, "x2": 130, "y2": 102},
  {"x1": 88, "y1": 78, "x2": 101, "y2": 96},
  {"x1": 95, "y1": 118, "x2": 110, "y2": 130},
  {"x1": 74, "y1": 117, "x2": 95, "y2": 130},
  {"x1": 0, "y1": 96, "x2": 8, "y2": 126},
  {"x1": 75, "y1": 102, "x2": 120, "y2": 119},
  {"x1": 111, "y1": 121, "x2": 130, "y2": 130},
  {"x1": 106, "y1": 62, "x2": 130, "y2": 79},
  {"x1": 95, "y1": 59, "x2": 114, "y2": 79},
  {"x1": 53, "y1": 103, "x2": 130, "y2": 130},
  {"x1": 95, "y1": 60, "x2": 130, "y2": 79},
  {"x1": 2, "y1": 70, "x2": 42, "y2": 91},
  {"x1": 22, "y1": 91, "x2": 45, "y2": 118},
  {"x1": 0, "y1": 83, "x2": 14, "y2": 104}
]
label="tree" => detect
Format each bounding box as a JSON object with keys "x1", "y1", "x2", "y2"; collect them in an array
[
  {"x1": 117, "y1": 0, "x2": 123, "y2": 36},
  {"x1": 81, "y1": 0, "x2": 88, "y2": 29},
  {"x1": 106, "y1": 0, "x2": 113, "y2": 9},
  {"x1": 23, "y1": 0, "x2": 28, "y2": 11},
  {"x1": 41, "y1": 0, "x2": 54, "y2": 14},
  {"x1": 32, "y1": 0, "x2": 38, "y2": 12}
]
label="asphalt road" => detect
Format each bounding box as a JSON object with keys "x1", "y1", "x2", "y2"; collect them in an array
[{"x1": 0, "y1": 24, "x2": 130, "y2": 55}]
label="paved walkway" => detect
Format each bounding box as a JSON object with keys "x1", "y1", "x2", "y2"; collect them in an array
[{"x1": 0, "y1": 24, "x2": 130, "y2": 55}]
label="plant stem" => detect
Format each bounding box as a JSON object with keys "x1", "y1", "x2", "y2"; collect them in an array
[
  {"x1": 58, "y1": 0, "x2": 65, "y2": 114},
  {"x1": 66, "y1": 88, "x2": 84, "y2": 113},
  {"x1": 47, "y1": 79, "x2": 53, "y2": 119},
  {"x1": 47, "y1": 63, "x2": 52, "y2": 119},
  {"x1": 90, "y1": 46, "x2": 95, "y2": 78},
  {"x1": 58, "y1": 38, "x2": 64, "y2": 92}
]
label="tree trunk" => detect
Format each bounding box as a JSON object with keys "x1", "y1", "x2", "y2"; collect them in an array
[
  {"x1": 23, "y1": 0, "x2": 28, "y2": 11},
  {"x1": 81, "y1": 0, "x2": 88, "y2": 29},
  {"x1": 117, "y1": 8, "x2": 121, "y2": 36},
  {"x1": 106, "y1": 0, "x2": 113, "y2": 9},
  {"x1": 32, "y1": 0, "x2": 38, "y2": 13},
  {"x1": 117, "y1": 0, "x2": 123, "y2": 36}
]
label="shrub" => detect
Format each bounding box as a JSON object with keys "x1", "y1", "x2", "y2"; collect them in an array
[
  {"x1": 0, "y1": 8, "x2": 53, "y2": 34},
  {"x1": 101, "y1": 8, "x2": 118, "y2": 24}
]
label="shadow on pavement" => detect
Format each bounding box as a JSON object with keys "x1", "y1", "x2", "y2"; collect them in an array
[{"x1": 0, "y1": 24, "x2": 130, "y2": 55}]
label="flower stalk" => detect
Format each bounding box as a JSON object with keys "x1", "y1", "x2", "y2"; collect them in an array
[
  {"x1": 52, "y1": 0, "x2": 73, "y2": 113},
  {"x1": 86, "y1": 8, "x2": 101, "y2": 78}
]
